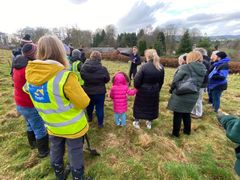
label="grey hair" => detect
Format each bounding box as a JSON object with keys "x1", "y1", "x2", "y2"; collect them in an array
[
  {"x1": 178, "y1": 53, "x2": 187, "y2": 65},
  {"x1": 194, "y1": 48, "x2": 207, "y2": 56},
  {"x1": 211, "y1": 50, "x2": 220, "y2": 56},
  {"x1": 72, "y1": 49, "x2": 81, "y2": 59}
]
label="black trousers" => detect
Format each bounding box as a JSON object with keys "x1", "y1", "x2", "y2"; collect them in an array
[
  {"x1": 129, "y1": 64, "x2": 137, "y2": 80},
  {"x1": 172, "y1": 112, "x2": 191, "y2": 137}
]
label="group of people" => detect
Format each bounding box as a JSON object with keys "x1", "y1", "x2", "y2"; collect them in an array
[{"x1": 11, "y1": 33, "x2": 239, "y2": 179}]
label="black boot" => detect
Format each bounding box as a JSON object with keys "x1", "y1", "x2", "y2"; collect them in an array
[
  {"x1": 27, "y1": 131, "x2": 36, "y2": 149},
  {"x1": 71, "y1": 167, "x2": 92, "y2": 180},
  {"x1": 72, "y1": 167, "x2": 84, "y2": 180},
  {"x1": 52, "y1": 163, "x2": 71, "y2": 180},
  {"x1": 36, "y1": 135, "x2": 49, "y2": 158}
]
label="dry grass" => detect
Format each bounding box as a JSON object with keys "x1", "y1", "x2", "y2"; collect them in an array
[{"x1": 0, "y1": 49, "x2": 240, "y2": 179}]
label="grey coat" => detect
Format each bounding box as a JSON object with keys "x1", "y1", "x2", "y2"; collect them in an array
[{"x1": 167, "y1": 61, "x2": 207, "y2": 113}]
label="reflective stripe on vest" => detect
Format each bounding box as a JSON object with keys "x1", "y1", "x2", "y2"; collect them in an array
[
  {"x1": 71, "y1": 61, "x2": 84, "y2": 86},
  {"x1": 72, "y1": 61, "x2": 80, "y2": 72},
  {"x1": 44, "y1": 110, "x2": 84, "y2": 127},
  {"x1": 27, "y1": 70, "x2": 88, "y2": 136},
  {"x1": 35, "y1": 70, "x2": 74, "y2": 114}
]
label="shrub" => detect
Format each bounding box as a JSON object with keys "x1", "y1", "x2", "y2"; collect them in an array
[
  {"x1": 85, "y1": 51, "x2": 240, "y2": 74},
  {"x1": 229, "y1": 61, "x2": 240, "y2": 74}
]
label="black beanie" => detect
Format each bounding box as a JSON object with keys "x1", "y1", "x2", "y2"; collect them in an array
[
  {"x1": 23, "y1": 34, "x2": 31, "y2": 41},
  {"x1": 21, "y1": 34, "x2": 32, "y2": 45},
  {"x1": 216, "y1": 52, "x2": 227, "y2": 59}
]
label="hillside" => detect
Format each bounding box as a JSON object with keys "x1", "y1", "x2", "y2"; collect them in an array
[{"x1": 0, "y1": 49, "x2": 240, "y2": 179}]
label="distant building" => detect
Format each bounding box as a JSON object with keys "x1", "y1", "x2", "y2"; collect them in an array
[{"x1": 87, "y1": 47, "x2": 131, "y2": 53}]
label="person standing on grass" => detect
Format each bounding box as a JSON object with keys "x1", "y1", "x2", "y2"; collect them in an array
[
  {"x1": 70, "y1": 49, "x2": 84, "y2": 86},
  {"x1": 191, "y1": 48, "x2": 210, "y2": 119},
  {"x1": 11, "y1": 34, "x2": 32, "y2": 76},
  {"x1": 168, "y1": 51, "x2": 206, "y2": 137},
  {"x1": 79, "y1": 48, "x2": 87, "y2": 63},
  {"x1": 208, "y1": 50, "x2": 219, "y2": 104},
  {"x1": 13, "y1": 43, "x2": 49, "y2": 158},
  {"x1": 117, "y1": 46, "x2": 141, "y2": 84},
  {"x1": 208, "y1": 51, "x2": 230, "y2": 113},
  {"x1": 217, "y1": 112, "x2": 240, "y2": 176},
  {"x1": 25, "y1": 35, "x2": 90, "y2": 179},
  {"x1": 110, "y1": 72, "x2": 137, "y2": 126},
  {"x1": 80, "y1": 51, "x2": 110, "y2": 128},
  {"x1": 132, "y1": 49, "x2": 164, "y2": 129}
]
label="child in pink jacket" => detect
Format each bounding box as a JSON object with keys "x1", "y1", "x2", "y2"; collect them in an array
[{"x1": 110, "y1": 72, "x2": 137, "y2": 126}]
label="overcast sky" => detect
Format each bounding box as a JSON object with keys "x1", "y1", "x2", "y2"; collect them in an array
[{"x1": 0, "y1": 0, "x2": 240, "y2": 35}]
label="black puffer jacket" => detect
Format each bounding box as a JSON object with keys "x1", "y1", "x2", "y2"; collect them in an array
[
  {"x1": 133, "y1": 60, "x2": 165, "y2": 120},
  {"x1": 80, "y1": 59, "x2": 110, "y2": 95},
  {"x1": 202, "y1": 55, "x2": 211, "y2": 88}
]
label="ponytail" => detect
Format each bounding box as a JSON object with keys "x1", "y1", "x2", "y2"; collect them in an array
[{"x1": 153, "y1": 51, "x2": 162, "y2": 70}]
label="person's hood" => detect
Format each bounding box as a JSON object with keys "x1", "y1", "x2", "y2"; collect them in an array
[
  {"x1": 82, "y1": 59, "x2": 102, "y2": 73},
  {"x1": 189, "y1": 61, "x2": 206, "y2": 77},
  {"x1": 203, "y1": 55, "x2": 210, "y2": 62},
  {"x1": 12, "y1": 55, "x2": 29, "y2": 69},
  {"x1": 72, "y1": 49, "x2": 81, "y2": 59},
  {"x1": 70, "y1": 56, "x2": 80, "y2": 63},
  {"x1": 26, "y1": 60, "x2": 64, "y2": 86},
  {"x1": 214, "y1": 57, "x2": 231, "y2": 66},
  {"x1": 113, "y1": 73, "x2": 127, "y2": 86}
]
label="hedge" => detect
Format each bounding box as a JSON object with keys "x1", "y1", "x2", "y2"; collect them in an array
[{"x1": 86, "y1": 52, "x2": 240, "y2": 74}]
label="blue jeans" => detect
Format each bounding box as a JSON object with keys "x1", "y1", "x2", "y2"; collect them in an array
[
  {"x1": 87, "y1": 94, "x2": 105, "y2": 126},
  {"x1": 114, "y1": 113, "x2": 126, "y2": 126},
  {"x1": 211, "y1": 89, "x2": 223, "y2": 112},
  {"x1": 16, "y1": 106, "x2": 47, "y2": 140},
  {"x1": 207, "y1": 87, "x2": 212, "y2": 104}
]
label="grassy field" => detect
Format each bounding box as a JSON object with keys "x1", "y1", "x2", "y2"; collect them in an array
[{"x1": 0, "y1": 49, "x2": 240, "y2": 180}]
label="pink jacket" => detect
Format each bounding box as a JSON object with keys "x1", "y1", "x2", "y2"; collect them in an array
[{"x1": 110, "y1": 73, "x2": 137, "y2": 113}]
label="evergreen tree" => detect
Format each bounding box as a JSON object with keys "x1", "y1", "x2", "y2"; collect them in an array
[
  {"x1": 138, "y1": 40, "x2": 147, "y2": 56},
  {"x1": 93, "y1": 33, "x2": 102, "y2": 47},
  {"x1": 154, "y1": 32, "x2": 166, "y2": 56},
  {"x1": 197, "y1": 36, "x2": 212, "y2": 51},
  {"x1": 177, "y1": 30, "x2": 193, "y2": 54},
  {"x1": 92, "y1": 30, "x2": 107, "y2": 47}
]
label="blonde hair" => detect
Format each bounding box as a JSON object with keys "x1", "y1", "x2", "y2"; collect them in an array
[
  {"x1": 37, "y1": 35, "x2": 69, "y2": 68},
  {"x1": 145, "y1": 49, "x2": 162, "y2": 70},
  {"x1": 186, "y1": 51, "x2": 203, "y2": 64},
  {"x1": 90, "y1": 51, "x2": 102, "y2": 60}
]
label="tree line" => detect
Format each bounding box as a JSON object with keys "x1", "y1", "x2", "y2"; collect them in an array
[{"x1": 1, "y1": 24, "x2": 216, "y2": 56}]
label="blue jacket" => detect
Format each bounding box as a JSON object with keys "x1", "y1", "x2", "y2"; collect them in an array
[{"x1": 208, "y1": 57, "x2": 230, "y2": 90}]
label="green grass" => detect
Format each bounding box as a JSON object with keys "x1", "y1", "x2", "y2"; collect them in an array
[{"x1": 0, "y1": 49, "x2": 240, "y2": 179}]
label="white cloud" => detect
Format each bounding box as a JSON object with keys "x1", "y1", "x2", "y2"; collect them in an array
[{"x1": 0, "y1": 0, "x2": 240, "y2": 35}]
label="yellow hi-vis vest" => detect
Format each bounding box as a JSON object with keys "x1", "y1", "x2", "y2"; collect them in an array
[
  {"x1": 71, "y1": 61, "x2": 84, "y2": 86},
  {"x1": 27, "y1": 70, "x2": 88, "y2": 138}
]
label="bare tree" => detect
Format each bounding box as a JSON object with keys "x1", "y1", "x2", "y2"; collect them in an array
[
  {"x1": 33, "y1": 27, "x2": 50, "y2": 42},
  {"x1": 162, "y1": 24, "x2": 179, "y2": 55},
  {"x1": 105, "y1": 24, "x2": 117, "y2": 47},
  {"x1": 189, "y1": 28, "x2": 202, "y2": 45}
]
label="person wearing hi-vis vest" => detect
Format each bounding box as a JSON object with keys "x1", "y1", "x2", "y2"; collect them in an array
[
  {"x1": 25, "y1": 35, "x2": 90, "y2": 180},
  {"x1": 70, "y1": 49, "x2": 84, "y2": 86}
]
